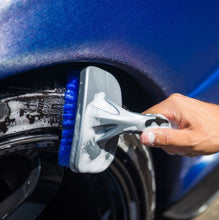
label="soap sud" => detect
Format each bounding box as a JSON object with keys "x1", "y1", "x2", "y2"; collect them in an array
[
  {"x1": 0, "y1": 90, "x2": 64, "y2": 136},
  {"x1": 1, "y1": 100, "x2": 51, "y2": 135},
  {"x1": 123, "y1": 126, "x2": 138, "y2": 132},
  {"x1": 142, "y1": 115, "x2": 172, "y2": 146},
  {"x1": 77, "y1": 92, "x2": 115, "y2": 173},
  {"x1": 78, "y1": 149, "x2": 113, "y2": 173},
  {"x1": 88, "y1": 92, "x2": 118, "y2": 114},
  {"x1": 146, "y1": 131, "x2": 156, "y2": 146},
  {"x1": 144, "y1": 121, "x2": 171, "y2": 130},
  {"x1": 144, "y1": 114, "x2": 172, "y2": 146},
  {"x1": 3, "y1": 91, "x2": 63, "y2": 102},
  {"x1": 118, "y1": 135, "x2": 129, "y2": 152}
]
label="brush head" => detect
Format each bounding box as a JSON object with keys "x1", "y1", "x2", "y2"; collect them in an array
[
  {"x1": 58, "y1": 76, "x2": 79, "y2": 167},
  {"x1": 69, "y1": 66, "x2": 122, "y2": 173}
]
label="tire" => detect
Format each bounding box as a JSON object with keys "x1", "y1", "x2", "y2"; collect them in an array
[
  {"x1": 37, "y1": 134, "x2": 155, "y2": 220},
  {"x1": 0, "y1": 65, "x2": 156, "y2": 219}
]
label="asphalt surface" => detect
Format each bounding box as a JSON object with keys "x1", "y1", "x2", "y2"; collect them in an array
[
  {"x1": 193, "y1": 196, "x2": 219, "y2": 220},
  {"x1": 157, "y1": 196, "x2": 219, "y2": 220}
]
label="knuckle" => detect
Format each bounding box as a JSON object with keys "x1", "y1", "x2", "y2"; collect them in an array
[
  {"x1": 169, "y1": 93, "x2": 183, "y2": 100},
  {"x1": 188, "y1": 133, "x2": 200, "y2": 147},
  {"x1": 161, "y1": 129, "x2": 170, "y2": 146}
]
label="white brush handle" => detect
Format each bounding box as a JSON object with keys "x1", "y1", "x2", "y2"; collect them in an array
[{"x1": 94, "y1": 99, "x2": 172, "y2": 143}]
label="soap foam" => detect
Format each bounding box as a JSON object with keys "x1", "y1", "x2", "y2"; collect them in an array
[
  {"x1": 77, "y1": 92, "x2": 115, "y2": 172},
  {"x1": 142, "y1": 114, "x2": 172, "y2": 146},
  {"x1": 0, "y1": 100, "x2": 51, "y2": 136},
  {"x1": 146, "y1": 131, "x2": 156, "y2": 146},
  {"x1": 89, "y1": 92, "x2": 118, "y2": 114}
]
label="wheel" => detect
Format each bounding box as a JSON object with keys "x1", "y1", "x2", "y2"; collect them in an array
[
  {"x1": 37, "y1": 134, "x2": 155, "y2": 220},
  {"x1": 0, "y1": 64, "x2": 156, "y2": 220}
]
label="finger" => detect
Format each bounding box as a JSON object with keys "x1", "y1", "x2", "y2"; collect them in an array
[
  {"x1": 161, "y1": 147, "x2": 195, "y2": 157},
  {"x1": 142, "y1": 94, "x2": 186, "y2": 123},
  {"x1": 161, "y1": 146, "x2": 180, "y2": 155},
  {"x1": 140, "y1": 128, "x2": 193, "y2": 147},
  {"x1": 143, "y1": 105, "x2": 177, "y2": 127}
]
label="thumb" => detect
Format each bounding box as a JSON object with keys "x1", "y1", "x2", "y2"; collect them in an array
[{"x1": 140, "y1": 128, "x2": 192, "y2": 147}]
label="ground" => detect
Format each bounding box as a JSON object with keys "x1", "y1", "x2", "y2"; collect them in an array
[{"x1": 193, "y1": 196, "x2": 219, "y2": 220}]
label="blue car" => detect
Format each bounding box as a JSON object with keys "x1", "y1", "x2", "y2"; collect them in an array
[{"x1": 0, "y1": 1, "x2": 219, "y2": 219}]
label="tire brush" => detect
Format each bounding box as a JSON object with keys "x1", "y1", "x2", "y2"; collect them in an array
[
  {"x1": 58, "y1": 66, "x2": 172, "y2": 173},
  {"x1": 58, "y1": 66, "x2": 123, "y2": 172}
]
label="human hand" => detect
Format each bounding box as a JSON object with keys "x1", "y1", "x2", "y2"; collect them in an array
[{"x1": 140, "y1": 93, "x2": 219, "y2": 157}]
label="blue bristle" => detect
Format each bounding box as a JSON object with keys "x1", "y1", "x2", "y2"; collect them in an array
[
  {"x1": 65, "y1": 93, "x2": 77, "y2": 102},
  {"x1": 62, "y1": 129, "x2": 74, "y2": 137},
  {"x1": 58, "y1": 75, "x2": 79, "y2": 167},
  {"x1": 62, "y1": 119, "x2": 75, "y2": 128}
]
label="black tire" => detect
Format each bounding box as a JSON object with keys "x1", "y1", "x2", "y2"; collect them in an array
[
  {"x1": 0, "y1": 65, "x2": 156, "y2": 220},
  {"x1": 37, "y1": 134, "x2": 155, "y2": 220}
]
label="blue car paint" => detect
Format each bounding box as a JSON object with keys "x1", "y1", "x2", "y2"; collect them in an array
[
  {"x1": 0, "y1": 0, "x2": 219, "y2": 207},
  {"x1": 167, "y1": 68, "x2": 219, "y2": 204},
  {"x1": 167, "y1": 154, "x2": 219, "y2": 205},
  {"x1": 166, "y1": 68, "x2": 219, "y2": 204},
  {"x1": 172, "y1": 69, "x2": 219, "y2": 204},
  {"x1": 1, "y1": 0, "x2": 219, "y2": 97},
  {"x1": 189, "y1": 67, "x2": 219, "y2": 99}
]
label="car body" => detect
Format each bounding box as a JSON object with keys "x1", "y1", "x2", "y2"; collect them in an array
[{"x1": 0, "y1": 0, "x2": 219, "y2": 219}]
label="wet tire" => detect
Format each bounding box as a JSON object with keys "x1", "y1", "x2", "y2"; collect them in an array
[{"x1": 37, "y1": 134, "x2": 155, "y2": 220}]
